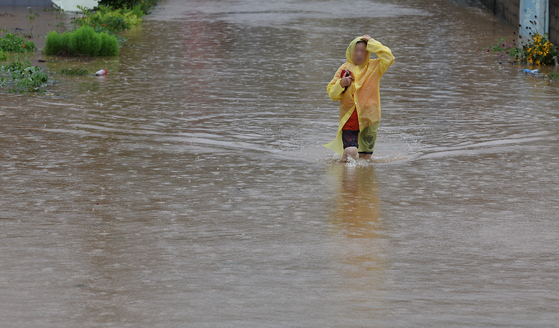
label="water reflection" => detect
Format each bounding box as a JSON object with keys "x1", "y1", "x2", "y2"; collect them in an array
[
  {"x1": 329, "y1": 163, "x2": 381, "y2": 239},
  {"x1": 326, "y1": 163, "x2": 385, "y2": 320}
]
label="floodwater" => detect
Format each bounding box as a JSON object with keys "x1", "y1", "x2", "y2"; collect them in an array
[{"x1": 1, "y1": 0, "x2": 559, "y2": 326}]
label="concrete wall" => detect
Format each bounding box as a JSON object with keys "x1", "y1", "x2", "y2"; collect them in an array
[
  {"x1": 495, "y1": 0, "x2": 521, "y2": 27},
  {"x1": 479, "y1": 0, "x2": 497, "y2": 11},
  {"x1": 481, "y1": 0, "x2": 559, "y2": 45},
  {"x1": 0, "y1": 0, "x2": 52, "y2": 5},
  {"x1": 551, "y1": 0, "x2": 559, "y2": 44},
  {"x1": 479, "y1": 0, "x2": 521, "y2": 27}
]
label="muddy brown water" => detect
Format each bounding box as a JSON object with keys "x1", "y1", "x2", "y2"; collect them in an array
[{"x1": 1, "y1": 0, "x2": 559, "y2": 327}]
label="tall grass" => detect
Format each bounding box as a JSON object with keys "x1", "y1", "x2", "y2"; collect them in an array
[{"x1": 44, "y1": 26, "x2": 119, "y2": 57}]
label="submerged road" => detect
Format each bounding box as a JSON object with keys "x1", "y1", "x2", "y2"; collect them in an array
[{"x1": 1, "y1": 0, "x2": 559, "y2": 326}]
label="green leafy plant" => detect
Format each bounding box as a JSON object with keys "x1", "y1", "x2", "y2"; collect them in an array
[
  {"x1": 0, "y1": 34, "x2": 37, "y2": 53},
  {"x1": 0, "y1": 51, "x2": 8, "y2": 61},
  {"x1": 0, "y1": 59, "x2": 48, "y2": 93},
  {"x1": 44, "y1": 26, "x2": 119, "y2": 57},
  {"x1": 97, "y1": 0, "x2": 158, "y2": 16},
  {"x1": 485, "y1": 35, "x2": 558, "y2": 66},
  {"x1": 75, "y1": 4, "x2": 142, "y2": 34},
  {"x1": 59, "y1": 67, "x2": 89, "y2": 75},
  {"x1": 520, "y1": 33, "x2": 558, "y2": 66}
]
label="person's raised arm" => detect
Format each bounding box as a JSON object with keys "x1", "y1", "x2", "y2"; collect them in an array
[{"x1": 362, "y1": 35, "x2": 395, "y2": 75}]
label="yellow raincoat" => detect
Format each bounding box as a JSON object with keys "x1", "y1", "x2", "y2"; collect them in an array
[{"x1": 324, "y1": 37, "x2": 395, "y2": 155}]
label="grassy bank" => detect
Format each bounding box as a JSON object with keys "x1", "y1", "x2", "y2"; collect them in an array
[{"x1": 0, "y1": 2, "x2": 159, "y2": 94}]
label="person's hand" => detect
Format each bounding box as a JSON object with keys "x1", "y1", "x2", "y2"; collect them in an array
[
  {"x1": 340, "y1": 74, "x2": 353, "y2": 88},
  {"x1": 361, "y1": 34, "x2": 372, "y2": 42}
]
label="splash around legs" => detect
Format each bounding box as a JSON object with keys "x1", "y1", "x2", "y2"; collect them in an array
[
  {"x1": 342, "y1": 147, "x2": 358, "y2": 161},
  {"x1": 342, "y1": 147, "x2": 372, "y2": 162}
]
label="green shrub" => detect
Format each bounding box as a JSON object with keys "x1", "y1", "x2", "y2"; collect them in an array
[
  {"x1": 44, "y1": 26, "x2": 119, "y2": 57},
  {"x1": 0, "y1": 34, "x2": 37, "y2": 53},
  {"x1": 97, "y1": 0, "x2": 158, "y2": 15},
  {"x1": 69, "y1": 26, "x2": 101, "y2": 56},
  {"x1": 44, "y1": 30, "x2": 71, "y2": 55},
  {"x1": 0, "y1": 51, "x2": 8, "y2": 61},
  {"x1": 75, "y1": 4, "x2": 142, "y2": 34},
  {"x1": 45, "y1": 31, "x2": 61, "y2": 55},
  {"x1": 60, "y1": 33, "x2": 71, "y2": 51},
  {"x1": 99, "y1": 32, "x2": 119, "y2": 56}
]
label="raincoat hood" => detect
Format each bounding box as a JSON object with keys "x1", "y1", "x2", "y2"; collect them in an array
[{"x1": 345, "y1": 37, "x2": 371, "y2": 66}]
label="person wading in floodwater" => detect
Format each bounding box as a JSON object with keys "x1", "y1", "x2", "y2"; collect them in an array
[{"x1": 324, "y1": 34, "x2": 395, "y2": 161}]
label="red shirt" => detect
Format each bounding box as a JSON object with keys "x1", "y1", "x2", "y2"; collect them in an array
[{"x1": 342, "y1": 108, "x2": 359, "y2": 131}]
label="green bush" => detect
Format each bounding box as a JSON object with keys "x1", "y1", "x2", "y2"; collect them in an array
[
  {"x1": 0, "y1": 51, "x2": 8, "y2": 61},
  {"x1": 44, "y1": 26, "x2": 119, "y2": 57},
  {"x1": 0, "y1": 34, "x2": 37, "y2": 53},
  {"x1": 98, "y1": 0, "x2": 158, "y2": 15},
  {"x1": 99, "y1": 32, "x2": 119, "y2": 56},
  {"x1": 45, "y1": 31, "x2": 63, "y2": 55},
  {"x1": 60, "y1": 33, "x2": 71, "y2": 52},
  {"x1": 75, "y1": 5, "x2": 142, "y2": 34},
  {"x1": 69, "y1": 26, "x2": 101, "y2": 56}
]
